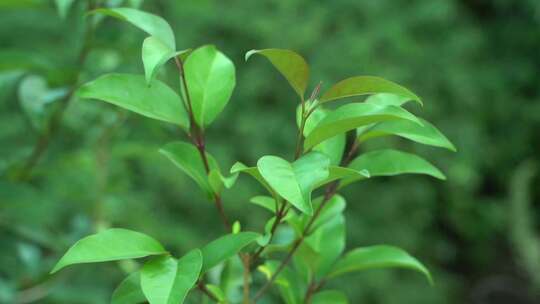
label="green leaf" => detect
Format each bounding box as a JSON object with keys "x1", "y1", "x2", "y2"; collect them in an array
[
  {"x1": 343, "y1": 149, "x2": 445, "y2": 187},
  {"x1": 257, "y1": 152, "x2": 330, "y2": 215},
  {"x1": 51, "y1": 229, "x2": 166, "y2": 273},
  {"x1": 246, "y1": 48, "x2": 309, "y2": 100},
  {"x1": 304, "y1": 103, "x2": 421, "y2": 151},
  {"x1": 301, "y1": 106, "x2": 346, "y2": 165},
  {"x1": 258, "y1": 261, "x2": 305, "y2": 304},
  {"x1": 319, "y1": 76, "x2": 422, "y2": 105},
  {"x1": 159, "y1": 141, "x2": 219, "y2": 198},
  {"x1": 111, "y1": 272, "x2": 146, "y2": 304},
  {"x1": 312, "y1": 290, "x2": 348, "y2": 304},
  {"x1": 249, "y1": 196, "x2": 277, "y2": 213},
  {"x1": 140, "y1": 250, "x2": 202, "y2": 304},
  {"x1": 208, "y1": 168, "x2": 238, "y2": 196},
  {"x1": 142, "y1": 36, "x2": 190, "y2": 84},
  {"x1": 315, "y1": 166, "x2": 370, "y2": 188},
  {"x1": 205, "y1": 284, "x2": 226, "y2": 303},
  {"x1": 78, "y1": 73, "x2": 189, "y2": 129},
  {"x1": 91, "y1": 8, "x2": 175, "y2": 49},
  {"x1": 54, "y1": 0, "x2": 75, "y2": 19},
  {"x1": 357, "y1": 118, "x2": 456, "y2": 151},
  {"x1": 230, "y1": 162, "x2": 277, "y2": 198},
  {"x1": 184, "y1": 45, "x2": 235, "y2": 127},
  {"x1": 201, "y1": 232, "x2": 260, "y2": 273},
  {"x1": 328, "y1": 245, "x2": 432, "y2": 284},
  {"x1": 365, "y1": 93, "x2": 413, "y2": 107}
]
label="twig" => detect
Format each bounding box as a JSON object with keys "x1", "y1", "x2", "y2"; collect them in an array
[{"x1": 197, "y1": 281, "x2": 220, "y2": 302}]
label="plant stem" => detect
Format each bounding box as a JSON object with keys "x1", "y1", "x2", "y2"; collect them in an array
[
  {"x1": 16, "y1": 14, "x2": 95, "y2": 181},
  {"x1": 197, "y1": 281, "x2": 220, "y2": 302},
  {"x1": 253, "y1": 138, "x2": 360, "y2": 302},
  {"x1": 242, "y1": 254, "x2": 251, "y2": 304},
  {"x1": 173, "y1": 56, "x2": 231, "y2": 230}
]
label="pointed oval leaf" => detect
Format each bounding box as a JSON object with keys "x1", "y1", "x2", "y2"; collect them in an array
[
  {"x1": 343, "y1": 149, "x2": 445, "y2": 188},
  {"x1": 328, "y1": 245, "x2": 432, "y2": 284},
  {"x1": 312, "y1": 290, "x2": 348, "y2": 304},
  {"x1": 91, "y1": 8, "x2": 175, "y2": 49},
  {"x1": 304, "y1": 103, "x2": 421, "y2": 151},
  {"x1": 257, "y1": 152, "x2": 330, "y2": 215},
  {"x1": 78, "y1": 73, "x2": 188, "y2": 129},
  {"x1": 358, "y1": 117, "x2": 456, "y2": 151},
  {"x1": 184, "y1": 45, "x2": 235, "y2": 127},
  {"x1": 159, "y1": 141, "x2": 219, "y2": 198},
  {"x1": 142, "y1": 36, "x2": 190, "y2": 84},
  {"x1": 141, "y1": 250, "x2": 202, "y2": 304},
  {"x1": 111, "y1": 272, "x2": 146, "y2": 304},
  {"x1": 246, "y1": 49, "x2": 309, "y2": 100},
  {"x1": 51, "y1": 229, "x2": 166, "y2": 274},
  {"x1": 319, "y1": 76, "x2": 422, "y2": 105},
  {"x1": 249, "y1": 195, "x2": 277, "y2": 213},
  {"x1": 201, "y1": 232, "x2": 260, "y2": 273}
]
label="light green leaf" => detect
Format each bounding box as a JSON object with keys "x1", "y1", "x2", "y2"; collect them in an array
[
  {"x1": 141, "y1": 250, "x2": 202, "y2": 304},
  {"x1": 205, "y1": 284, "x2": 226, "y2": 303},
  {"x1": 315, "y1": 166, "x2": 370, "y2": 188},
  {"x1": 111, "y1": 272, "x2": 146, "y2": 304},
  {"x1": 249, "y1": 196, "x2": 277, "y2": 213},
  {"x1": 142, "y1": 36, "x2": 190, "y2": 84},
  {"x1": 357, "y1": 118, "x2": 456, "y2": 151},
  {"x1": 258, "y1": 261, "x2": 305, "y2": 304},
  {"x1": 91, "y1": 8, "x2": 175, "y2": 49},
  {"x1": 343, "y1": 149, "x2": 445, "y2": 187},
  {"x1": 184, "y1": 45, "x2": 235, "y2": 127},
  {"x1": 328, "y1": 245, "x2": 432, "y2": 284},
  {"x1": 201, "y1": 232, "x2": 260, "y2": 273},
  {"x1": 230, "y1": 162, "x2": 277, "y2": 198},
  {"x1": 304, "y1": 103, "x2": 421, "y2": 151},
  {"x1": 365, "y1": 93, "x2": 413, "y2": 107},
  {"x1": 312, "y1": 290, "x2": 348, "y2": 304},
  {"x1": 301, "y1": 106, "x2": 346, "y2": 165},
  {"x1": 257, "y1": 152, "x2": 330, "y2": 215},
  {"x1": 319, "y1": 76, "x2": 422, "y2": 105},
  {"x1": 54, "y1": 0, "x2": 75, "y2": 19},
  {"x1": 208, "y1": 168, "x2": 238, "y2": 196},
  {"x1": 246, "y1": 49, "x2": 309, "y2": 100},
  {"x1": 78, "y1": 73, "x2": 188, "y2": 129},
  {"x1": 159, "y1": 141, "x2": 219, "y2": 198},
  {"x1": 51, "y1": 229, "x2": 166, "y2": 273}
]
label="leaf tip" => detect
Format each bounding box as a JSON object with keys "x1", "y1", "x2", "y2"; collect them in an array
[{"x1": 245, "y1": 49, "x2": 259, "y2": 61}]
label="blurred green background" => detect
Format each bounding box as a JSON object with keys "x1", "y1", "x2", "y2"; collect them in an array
[{"x1": 1, "y1": 0, "x2": 539, "y2": 303}]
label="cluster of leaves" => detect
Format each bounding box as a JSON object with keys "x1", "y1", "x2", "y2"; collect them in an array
[{"x1": 48, "y1": 6, "x2": 455, "y2": 304}]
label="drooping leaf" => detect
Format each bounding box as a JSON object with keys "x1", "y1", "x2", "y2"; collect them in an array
[
  {"x1": 159, "y1": 141, "x2": 220, "y2": 198},
  {"x1": 328, "y1": 245, "x2": 432, "y2": 284},
  {"x1": 230, "y1": 162, "x2": 277, "y2": 198},
  {"x1": 91, "y1": 7, "x2": 176, "y2": 49},
  {"x1": 257, "y1": 152, "x2": 330, "y2": 215},
  {"x1": 78, "y1": 73, "x2": 189, "y2": 129},
  {"x1": 51, "y1": 229, "x2": 166, "y2": 273},
  {"x1": 54, "y1": 0, "x2": 75, "y2": 19},
  {"x1": 246, "y1": 49, "x2": 309, "y2": 100},
  {"x1": 201, "y1": 232, "x2": 260, "y2": 273},
  {"x1": 357, "y1": 117, "x2": 456, "y2": 151},
  {"x1": 319, "y1": 76, "x2": 422, "y2": 105},
  {"x1": 342, "y1": 149, "x2": 445, "y2": 188},
  {"x1": 111, "y1": 272, "x2": 146, "y2": 304},
  {"x1": 312, "y1": 290, "x2": 348, "y2": 304},
  {"x1": 304, "y1": 103, "x2": 421, "y2": 151},
  {"x1": 184, "y1": 45, "x2": 235, "y2": 127},
  {"x1": 140, "y1": 250, "x2": 202, "y2": 304},
  {"x1": 142, "y1": 36, "x2": 190, "y2": 84}
]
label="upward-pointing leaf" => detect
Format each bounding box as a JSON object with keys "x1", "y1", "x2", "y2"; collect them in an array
[
  {"x1": 111, "y1": 272, "x2": 146, "y2": 304},
  {"x1": 319, "y1": 76, "x2": 422, "y2": 105},
  {"x1": 358, "y1": 118, "x2": 456, "y2": 151},
  {"x1": 246, "y1": 49, "x2": 309, "y2": 100},
  {"x1": 91, "y1": 8, "x2": 175, "y2": 49},
  {"x1": 77, "y1": 73, "x2": 189, "y2": 129},
  {"x1": 328, "y1": 245, "x2": 432, "y2": 284},
  {"x1": 159, "y1": 141, "x2": 220, "y2": 198},
  {"x1": 201, "y1": 232, "x2": 260, "y2": 273},
  {"x1": 257, "y1": 152, "x2": 330, "y2": 215},
  {"x1": 342, "y1": 149, "x2": 445, "y2": 188},
  {"x1": 184, "y1": 45, "x2": 236, "y2": 127},
  {"x1": 51, "y1": 229, "x2": 166, "y2": 274},
  {"x1": 140, "y1": 250, "x2": 202, "y2": 304},
  {"x1": 304, "y1": 103, "x2": 421, "y2": 151},
  {"x1": 142, "y1": 36, "x2": 190, "y2": 84}
]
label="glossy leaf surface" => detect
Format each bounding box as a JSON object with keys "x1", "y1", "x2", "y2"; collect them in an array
[{"x1": 201, "y1": 232, "x2": 260, "y2": 273}]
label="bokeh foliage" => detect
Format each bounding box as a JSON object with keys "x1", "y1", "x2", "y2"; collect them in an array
[{"x1": 0, "y1": 0, "x2": 539, "y2": 303}]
